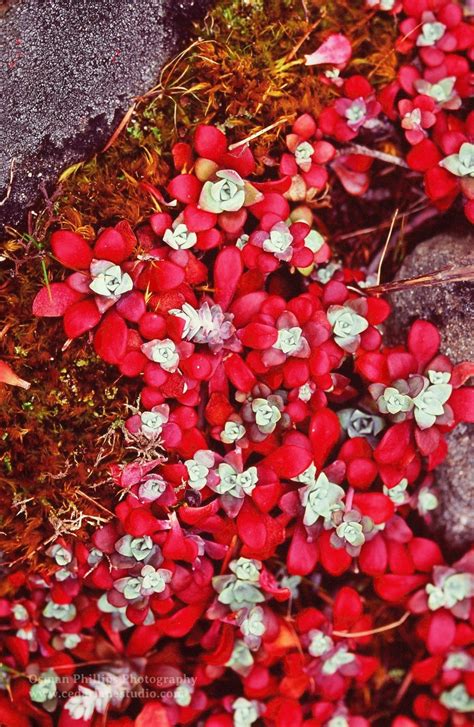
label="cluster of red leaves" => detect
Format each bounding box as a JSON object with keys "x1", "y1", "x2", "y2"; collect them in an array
[
  {"x1": 370, "y1": 0, "x2": 473, "y2": 219},
  {"x1": 1, "y1": 3, "x2": 473, "y2": 726}
]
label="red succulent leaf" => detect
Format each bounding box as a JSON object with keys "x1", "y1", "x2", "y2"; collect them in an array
[
  {"x1": 51, "y1": 230, "x2": 93, "y2": 270},
  {"x1": 309, "y1": 408, "x2": 341, "y2": 468},
  {"x1": 33, "y1": 282, "x2": 83, "y2": 317},
  {"x1": 63, "y1": 298, "x2": 101, "y2": 338},
  {"x1": 262, "y1": 445, "x2": 312, "y2": 479},
  {"x1": 407, "y1": 320, "x2": 440, "y2": 369},
  {"x1": 93, "y1": 311, "x2": 128, "y2": 364},
  {"x1": 214, "y1": 247, "x2": 242, "y2": 311}
]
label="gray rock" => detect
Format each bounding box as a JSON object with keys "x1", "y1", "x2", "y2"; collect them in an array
[
  {"x1": 386, "y1": 233, "x2": 473, "y2": 551},
  {"x1": 0, "y1": 0, "x2": 211, "y2": 229}
]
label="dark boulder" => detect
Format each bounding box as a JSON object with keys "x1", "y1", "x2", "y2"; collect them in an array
[
  {"x1": 0, "y1": 0, "x2": 211, "y2": 229},
  {"x1": 386, "y1": 233, "x2": 473, "y2": 551}
]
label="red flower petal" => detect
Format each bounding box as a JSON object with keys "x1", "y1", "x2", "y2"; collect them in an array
[
  {"x1": 223, "y1": 354, "x2": 256, "y2": 392},
  {"x1": 287, "y1": 524, "x2": 319, "y2": 575}
]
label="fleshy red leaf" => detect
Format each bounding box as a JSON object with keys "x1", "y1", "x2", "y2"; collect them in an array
[{"x1": 32, "y1": 282, "x2": 83, "y2": 317}]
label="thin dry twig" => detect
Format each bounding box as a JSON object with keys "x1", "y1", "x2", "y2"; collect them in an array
[
  {"x1": 0, "y1": 158, "x2": 16, "y2": 206},
  {"x1": 336, "y1": 145, "x2": 409, "y2": 168},
  {"x1": 366, "y1": 265, "x2": 474, "y2": 295},
  {"x1": 376, "y1": 207, "x2": 399, "y2": 285},
  {"x1": 102, "y1": 103, "x2": 137, "y2": 152},
  {"x1": 333, "y1": 610, "x2": 410, "y2": 638},
  {"x1": 228, "y1": 117, "x2": 292, "y2": 150}
]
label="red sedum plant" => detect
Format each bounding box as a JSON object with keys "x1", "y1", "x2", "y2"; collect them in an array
[{"x1": 1, "y1": 2, "x2": 473, "y2": 726}]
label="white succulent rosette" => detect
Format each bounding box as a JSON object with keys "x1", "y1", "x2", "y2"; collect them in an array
[
  {"x1": 138, "y1": 474, "x2": 168, "y2": 503},
  {"x1": 416, "y1": 484, "x2": 439, "y2": 516},
  {"x1": 238, "y1": 605, "x2": 266, "y2": 650},
  {"x1": 89, "y1": 260, "x2": 133, "y2": 307},
  {"x1": 294, "y1": 141, "x2": 315, "y2": 171},
  {"x1": 326, "y1": 715, "x2": 351, "y2": 727},
  {"x1": 366, "y1": 0, "x2": 396, "y2": 10},
  {"x1": 313, "y1": 261, "x2": 341, "y2": 284},
  {"x1": 225, "y1": 639, "x2": 255, "y2": 676},
  {"x1": 370, "y1": 377, "x2": 420, "y2": 423},
  {"x1": 163, "y1": 222, "x2": 197, "y2": 250},
  {"x1": 439, "y1": 142, "x2": 474, "y2": 178},
  {"x1": 327, "y1": 299, "x2": 369, "y2": 353},
  {"x1": 47, "y1": 543, "x2": 73, "y2": 566},
  {"x1": 383, "y1": 478, "x2": 409, "y2": 506},
  {"x1": 141, "y1": 338, "x2": 180, "y2": 373},
  {"x1": 42, "y1": 600, "x2": 77, "y2": 623},
  {"x1": 199, "y1": 169, "x2": 257, "y2": 214},
  {"x1": 320, "y1": 644, "x2": 358, "y2": 676},
  {"x1": 232, "y1": 696, "x2": 261, "y2": 727},
  {"x1": 173, "y1": 682, "x2": 194, "y2": 707},
  {"x1": 114, "y1": 565, "x2": 172, "y2": 603},
  {"x1": 412, "y1": 377, "x2": 452, "y2": 429},
  {"x1": 185, "y1": 449, "x2": 215, "y2": 491},
  {"x1": 114, "y1": 534, "x2": 155, "y2": 563},
  {"x1": 230, "y1": 557, "x2": 262, "y2": 582},
  {"x1": 416, "y1": 12, "x2": 446, "y2": 46},
  {"x1": 139, "y1": 404, "x2": 170, "y2": 437},
  {"x1": 298, "y1": 471, "x2": 345, "y2": 527},
  {"x1": 274, "y1": 326, "x2": 307, "y2": 356},
  {"x1": 304, "y1": 228, "x2": 326, "y2": 254},
  {"x1": 440, "y1": 684, "x2": 474, "y2": 713},
  {"x1": 220, "y1": 418, "x2": 246, "y2": 444},
  {"x1": 425, "y1": 565, "x2": 474, "y2": 619},
  {"x1": 344, "y1": 98, "x2": 368, "y2": 130},
  {"x1": 170, "y1": 301, "x2": 237, "y2": 352},
  {"x1": 216, "y1": 463, "x2": 258, "y2": 498},
  {"x1": 212, "y1": 574, "x2": 264, "y2": 612},
  {"x1": 443, "y1": 650, "x2": 474, "y2": 672},
  {"x1": 338, "y1": 407, "x2": 385, "y2": 439},
  {"x1": 262, "y1": 222, "x2": 294, "y2": 262},
  {"x1": 30, "y1": 669, "x2": 58, "y2": 709},
  {"x1": 250, "y1": 397, "x2": 282, "y2": 434},
  {"x1": 140, "y1": 564, "x2": 172, "y2": 596},
  {"x1": 414, "y1": 76, "x2": 461, "y2": 110},
  {"x1": 330, "y1": 509, "x2": 374, "y2": 557},
  {"x1": 307, "y1": 628, "x2": 334, "y2": 657}
]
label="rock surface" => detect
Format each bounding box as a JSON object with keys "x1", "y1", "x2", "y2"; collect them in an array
[
  {"x1": 0, "y1": 0, "x2": 210, "y2": 230},
  {"x1": 386, "y1": 233, "x2": 473, "y2": 551}
]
